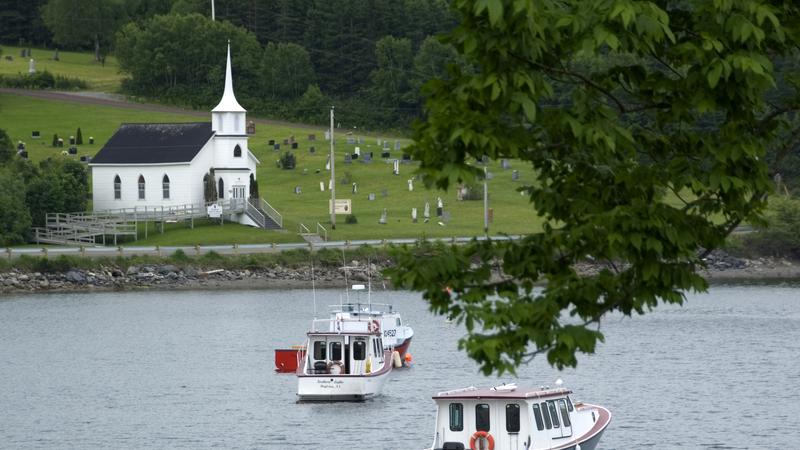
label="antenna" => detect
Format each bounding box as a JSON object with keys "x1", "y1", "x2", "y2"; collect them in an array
[
  {"x1": 367, "y1": 255, "x2": 372, "y2": 311},
  {"x1": 341, "y1": 247, "x2": 350, "y2": 303},
  {"x1": 311, "y1": 257, "x2": 317, "y2": 319}
]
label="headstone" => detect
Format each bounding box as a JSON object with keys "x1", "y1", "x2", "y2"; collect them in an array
[
  {"x1": 68, "y1": 146, "x2": 77, "y2": 155},
  {"x1": 57, "y1": 138, "x2": 63, "y2": 148},
  {"x1": 383, "y1": 141, "x2": 389, "y2": 150},
  {"x1": 320, "y1": 181, "x2": 325, "y2": 191},
  {"x1": 486, "y1": 171, "x2": 494, "y2": 180},
  {"x1": 344, "y1": 154, "x2": 352, "y2": 164},
  {"x1": 53, "y1": 49, "x2": 59, "y2": 61},
  {"x1": 501, "y1": 159, "x2": 511, "y2": 170},
  {"x1": 402, "y1": 154, "x2": 411, "y2": 162},
  {"x1": 437, "y1": 197, "x2": 444, "y2": 217},
  {"x1": 368, "y1": 193, "x2": 376, "y2": 201},
  {"x1": 393, "y1": 159, "x2": 400, "y2": 175},
  {"x1": 290, "y1": 135, "x2": 296, "y2": 143},
  {"x1": 379, "y1": 208, "x2": 388, "y2": 225},
  {"x1": 246, "y1": 121, "x2": 255, "y2": 134},
  {"x1": 512, "y1": 170, "x2": 519, "y2": 181},
  {"x1": 17, "y1": 141, "x2": 25, "y2": 150},
  {"x1": 395, "y1": 140, "x2": 401, "y2": 150},
  {"x1": 381, "y1": 151, "x2": 391, "y2": 159},
  {"x1": 352, "y1": 182, "x2": 358, "y2": 194},
  {"x1": 274, "y1": 143, "x2": 280, "y2": 151},
  {"x1": 357, "y1": 136, "x2": 362, "y2": 144},
  {"x1": 308, "y1": 134, "x2": 316, "y2": 141},
  {"x1": 412, "y1": 208, "x2": 418, "y2": 223},
  {"x1": 88, "y1": 137, "x2": 94, "y2": 144},
  {"x1": 31, "y1": 131, "x2": 40, "y2": 139},
  {"x1": 268, "y1": 139, "x2": 275, "y2": 145},
  {"x1": 354, "y1": 146, "x2": 361, "y2": 156},
  {"x1": 408, "y1": 179, "x2": 414, "y2": 191},
  {"x1": 381, "y1": 189, "x2": 388, "y2": 198},
  {"x1": 324, "y1": 130, "x2": 331, "y2": 140},
  {"x1": 303, "y1": 168, "x2": 308, "y2": 175},
  {"x1": 69, "y1": 136, "x2": 75, "y2": 145},
  {"x1": 377, "y1": 138, "x2": 382, "y2": 146},
  {"x1": 346, "y1": 134, "x2": 355, "y2": 144},
  {"x1": 28, "y1": 58, "x2": 35, "y2": 74},
  {"x1": 442, "y1": 211, "x2": 451, "y2": 223},
  {"x1": 294, "y1": 186, "x2": 302, "y2": 194},
  {"x1": 457, "y1": 185, "x2": 465, "y2": 201},
  {"x1": 424, "y1": 202, "x2": 431, "y2": 221},
  {"x1": 283, "y1": 139, "x2": 289, "y2": 145},
  {"x1": 291, "y1": 142, "x2": 298, "y2": 149},
  {"x1": 329, "y1": 179, "x2": 334, "y2": 190},
  {"x1": 361, "y1": 152, "x2": 372, "y2": 163},
  {"x1": 80, "y1": 155, "x2": 88, "y2": 162},
  {"x1": 325, "y1": 156, "x2": 331, "y2": 170},
  {"x1": 309, "y1": 146, "x2": 315, "y2": 153}
]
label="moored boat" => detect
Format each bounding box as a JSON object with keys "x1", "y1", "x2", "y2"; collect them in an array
[
  {"x1": 296, "y1": 316, "x2": 393, "y2": 402},
  {"x1": 427, "y1": 382, "x2": 610, "y2": 450}
]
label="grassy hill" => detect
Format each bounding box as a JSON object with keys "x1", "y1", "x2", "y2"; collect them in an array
[
  {"x1": 0, "y1": 90, "x2": 541, "y2": 245},
  {"x1": 0, "y1": 45, "x2": 124, "y2": 92}
]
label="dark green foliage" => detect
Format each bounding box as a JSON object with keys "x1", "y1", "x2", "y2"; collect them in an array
[
  {"x1": 75, "y1": 127, "x2": 83, "y2": 145},
  {"x1": 51, "y1": 133, "x2": 59, "y2": 148},
  {"x1": 41, "y1": 0, "x2": 128, "y2": 61},
  {"x1": 0, "y1": 129, "x2": 13, "y2": 164},
  {"x1": 0, "y1": 167, "x2": 32, "y2": 245},
  {"x1": 279, "y1": 152, "x2": 296, "y2": 170},
  {"x1": 23, "y1": 158, "x2": 89, "y2": 227},
  {"x1": 203, "y1": 170, "x2": 217, "y2": 202},
  {"x1": 738, "y1": 198, "x2": 800, "y2": 258},
  {"x1": 249, "y1": 173, "x2": 259, "y2": 198},
  {"x1": 0, "y1": 71, "x2": 88, "y2": 90},
  {"x1": 0, "y1": 0, "x2": 51, "y2": 45},
  {"x1": 387, "y1": 0, "x2": 800, "y2": 374},
  {"x1": 345, "y1": 214, "x2": 358, "y2": 224},
  {"x1": 262, "y1": 42, "x2": 316, "y2": 100}
]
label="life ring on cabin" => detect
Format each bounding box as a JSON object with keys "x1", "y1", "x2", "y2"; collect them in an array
[
  {"x1": 368, "y1": 319, "x2": 380, "y2": 333},
  {"x1": 469, "y1": 431, "x2": 495, "y2": 450}
]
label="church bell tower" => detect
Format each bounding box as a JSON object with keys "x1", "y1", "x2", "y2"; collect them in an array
[{"x1": 211, "y1": 41, "x2": 246, "y2": 135}]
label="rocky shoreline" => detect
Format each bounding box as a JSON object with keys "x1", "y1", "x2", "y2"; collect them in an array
[{"x1": 1, "y1": 252, "x2": 798, "y2": 295}]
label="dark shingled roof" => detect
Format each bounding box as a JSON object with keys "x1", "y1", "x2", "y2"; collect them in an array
[{"x1": 92, "y1": 122, "x2": 214, "y2": 164}]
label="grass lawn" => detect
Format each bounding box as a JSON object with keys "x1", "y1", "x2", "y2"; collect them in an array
[
  {"x1": 1, "y1": 90, "x2": 543, "y2": 244},
  {"x1": 0, "y1": 45, "x2": 124, "y2": 92}
]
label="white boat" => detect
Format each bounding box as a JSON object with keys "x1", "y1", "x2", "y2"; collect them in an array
[
  {"x1": 427, "y1": 382, "x2": 610, "y2": 450},
  {"x1": 296, "y1": 316, "x2": 393, "y2": 402},
  {"x1": 329, "y1": 285, "x2": 414, "y2": 362}
]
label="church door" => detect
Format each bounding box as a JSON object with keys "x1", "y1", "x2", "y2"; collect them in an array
[{"x1": 232, "y1": 185, "x2": 246, "y2": 210}]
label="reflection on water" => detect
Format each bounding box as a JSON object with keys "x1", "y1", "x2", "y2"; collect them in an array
[{"x1": 0, "y1": 285, "x2": 798, "y2": 449}]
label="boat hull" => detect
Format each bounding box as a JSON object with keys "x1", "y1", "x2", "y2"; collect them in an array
[
  {"x1": 394, "y1": 336, "x2": 412, "y2": 360},
  {"x1": 297, "y1": 350, "x2": 393, "y2": 402}
]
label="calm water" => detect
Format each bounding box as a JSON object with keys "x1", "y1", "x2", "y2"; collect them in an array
[{"x1": 1, "y1": 284, "x2": 799, "y2": 449}]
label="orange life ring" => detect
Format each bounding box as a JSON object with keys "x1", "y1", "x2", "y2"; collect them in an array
[
  {"x1": 368, "y1": 319, "x2": 380, "y2": 333},
  {"x1": 469, "y1": 431, "x2": 495, "y2": 450}
]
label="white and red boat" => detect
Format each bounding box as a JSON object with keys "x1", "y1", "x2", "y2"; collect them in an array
[
  {"x1": 427, "y1": 382, "x2": 610, "y2": 450},
  {"x1": 296, "y1": 316, "x2": 393, "y2": 402}
]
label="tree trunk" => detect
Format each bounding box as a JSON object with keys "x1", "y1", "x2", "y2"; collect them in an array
[{"x1": 94, "y1": 34, "x2": 100, "y2": 62}]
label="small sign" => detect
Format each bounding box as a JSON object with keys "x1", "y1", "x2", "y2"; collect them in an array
[
  {"x1": 207, "y1": 203, "x2": 223, "y2": 218},
  {"x1": 329, "y1": 199, "x2": 352, "y2": 215}
]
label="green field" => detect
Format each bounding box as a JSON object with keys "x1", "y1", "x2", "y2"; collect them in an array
[
  {"x1": 0, "y1": 45, "x2": 124, "y2": 92},
  {"x1": 0, "y1": 91, "x2": 541, "y2": 244}
]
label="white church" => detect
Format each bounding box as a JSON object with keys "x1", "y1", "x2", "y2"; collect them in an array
[{"x1": 90, "y1": 43, "x2": 267, "y2": 227}]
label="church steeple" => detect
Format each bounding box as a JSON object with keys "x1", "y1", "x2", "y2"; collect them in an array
[{"x1": 213, "y1": 41, "x2": 245, "y2": 113}]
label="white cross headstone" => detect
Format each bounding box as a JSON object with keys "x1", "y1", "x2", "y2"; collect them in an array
[
  {"x1": 354, "y1": 146, "x2": 361, "y2": 156},
  {"x1": 28, "y1": 58, "x2": 36, "y2": 74},
  {"x1": 325, "y1": 155, "x2": 331, "y2": 171},
  {"x1": 408, "y1": 179, "x2": 414, "y2": 191},
  {"x1": 379, "y1": 208, "x2": 388, "y2": 224},
  {"x1": 412, "y1": 208, "x2": 418, "y2": 223},
  {"x1": 424, "y1": 202, "x2": 430, "y2": 220},
  {"x1": 437, "y1": 197, "x2": 444, "y2": 217},
  {"x1": 352, "y1": 182, "x2": 358, "y2": 194},
  {"x1": 393, "y1": 159, "x2": 399, "y2": 175}
]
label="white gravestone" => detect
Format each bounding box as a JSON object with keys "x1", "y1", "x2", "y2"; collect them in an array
[
  {"x1": 324, "y1": 130, "x2": 331, "y2": 140},
  {"x1": 28, "y1": 58, "x2": 36, "y2": 74},
  {"x1": 393, "y1": 159, "x2": 400, "y2": 175},
  {"x1": 379, "y1": 208, "x2": 388, "y2": 224},
  {"x1": 320, "y1": 181, "x2": 325, "y2": 191},
  {"x1": 412, "y1": 208, "x2": 418, "y2": 223},
  {"x1": 408, "y1": 179, "x2": 414, "y2": 191},
  {"x1": 352, "y1": 182, "x2": 358, "y2": 194},
  {"x1": 424, "y1": 202, "x2": 430, "y2": 221}
]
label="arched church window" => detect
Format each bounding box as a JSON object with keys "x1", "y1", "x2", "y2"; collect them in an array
[
  {"x1": 138, "y1": 175, "x2": 145, "y2": 200},
  {"x1": 234, "y1": 144, "x2": 242, "y2": 158},
  {"x1": 218, "y1": 177, "x2": 225, "y2": 199},
  {"x1": 114, "y1": 175, "x2": 121, "y2": 200},
  {"x1": 162, "y1": 174, "x2": 170, "y2": 199}
]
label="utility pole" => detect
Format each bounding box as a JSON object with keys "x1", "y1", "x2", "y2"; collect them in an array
[
  {"x1": 483, "y1": 166, "x2": 489, "y2": 235},
  {"x1": 330, "y1": 106, "x2": 336, "y2": 229},
  {"x1": 211, "y1": 0, "x2": 215, "y2": 20}
]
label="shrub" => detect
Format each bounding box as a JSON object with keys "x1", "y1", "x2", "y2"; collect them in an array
[
  {"x1": 279, "y1": 152, "x2": 296, "y2": 169},
  {"x1": 345, "y1": 215, "x2": 358, "y2": 224},
  {"x1": 0, "y1": 71, "x2": 88, "y2": 90},
  {"x1": 738, "y1": 197, "x2": 800, "y2": 258}
]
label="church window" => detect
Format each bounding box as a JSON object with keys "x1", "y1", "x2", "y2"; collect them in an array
[
  {"x1": 162, "y1": 174, "x2": 170, "y2": 199},
  {"x1": 138, "y1": 175, "x2": 145, "y2": 200},
  {"x1": 114, "y1": 175, "x2": 121, "y2": 200},
  {"x1": 218, "y1": 177, "x2": 225, "y2": 199},
  {"x1": 234, "y1": 144, "x2": 242, "y2": 158}
]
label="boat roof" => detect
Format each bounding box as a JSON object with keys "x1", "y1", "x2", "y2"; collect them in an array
[
  {"x1": 307, "y1": 331, "x2": 376, "y2": 337},
  {"x1": 433, "y1": 385, "x2": 572, "y2": 401}
]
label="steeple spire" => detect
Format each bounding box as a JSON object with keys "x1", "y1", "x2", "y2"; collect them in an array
[{"x1": 212, "y1": 40, "x2": 245, "y2": 113}]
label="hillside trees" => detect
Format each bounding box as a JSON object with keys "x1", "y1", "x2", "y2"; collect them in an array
[
  {"x1": 0, "y1": 167, "x2": 32, "y2": 246},
  {"x1": 387, "y1": 0, "x2": 800, "y2": 374},
  {"x1": 41, "y1": 0, "x2": 128, "y2": 61},
  {"x1": 261, "y1": 42, "x2": 316, "y2": 100}
]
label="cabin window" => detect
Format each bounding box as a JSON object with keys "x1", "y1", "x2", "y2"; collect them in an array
[
  {"x1": 532, "y1": 403, "x2": 544, "y2": 431},
  {"x1": 330, "y1": 341, "x2": 342, "y2": 361},
  {"x1": 396, "y1": 318, "x2": 402, "y2": 326},
  {"x1": 506, "y1": 404, "x2": 520, "y2": 432},
  {"x1": 138, "y1": 175, "x2": 145, "y2": 200},
  {"x1": 540, "y1": 402, "x2": 552, "y2": 429},
  {"x1": 475, "y1": 404, "x2": 490, "y2": 432},
  {"x1": 548, "y1": 401, "x2": 560, "y2": 428},
  {"x1": 449, "y1": 403, "x2": 463, "y2": 431},
  {"x1": 113, "y1": 175, "x2": 121, "y2": 199},
  {"x1": 162, "y1": 174, "x2": 170, "y2": 199},
  {"x1": 234, "y1": 144, "x2": 242, "y2": 157},
  {"x1": 566, "y1": 396, "x2": 574, "y2": 412},
  {"x1": 313, "y1": 341, "x2": 326, "y2": 360},
  {"x1": 218, "y1": 178, "x2": 224, "y2": 199},
  {"x1": 353, "y1": 339, "x2": 366, "y2": 360},
  {"x1": 558, "y1": 399, "x2": 571, "y2": 427}
]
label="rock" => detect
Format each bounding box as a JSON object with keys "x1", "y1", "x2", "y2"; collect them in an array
[
  {"x1": 184, "y1": 266, "x2": 198, "y2": 277},
  {"x1": 158, "y1": 265, "x2": 179, "y2": 275},
  {"x1": 126, "y1": 266, "x2": 138, "y2": 276},
  {"x1": 111, "y1": 269, "x2": 123, "y2": 277},
  {"x1": 167, "y1": 272, "x2": 178, "y2": 279},
  {"x1": 18, "y1": 274, "x2": 30, "y2": 282},
  {"x1": 65, "y1": 271, "x2": 86, "y2": 284},
  {"x1": 136, "y1": 272, "x2": 155, "y2": 280}
]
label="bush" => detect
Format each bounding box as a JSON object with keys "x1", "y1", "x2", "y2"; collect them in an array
[
  {"x1": 345, "y1": 215, "x2": 358, "y2": 224},
  {"x1": 0, "y1": 71, "x2": 88, "y2": 90},
  {"x1": 460, "y1": 182, "x2": 483, "y2": 201},
  {"x1": 279, "y1": 152, "x2": 296, "y2": 170},
  {"x1": 737, "y1": 197, "x2": 800, "y2": 258}
]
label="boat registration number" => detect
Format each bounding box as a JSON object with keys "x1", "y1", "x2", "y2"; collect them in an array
[{"x1": 383, "y1": 329, "x2": 396, "y2": 337}]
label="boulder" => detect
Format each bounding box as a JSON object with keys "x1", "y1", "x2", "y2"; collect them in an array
[{"x1": 65, "y1": 271, "x2": 86, "y2": 284}]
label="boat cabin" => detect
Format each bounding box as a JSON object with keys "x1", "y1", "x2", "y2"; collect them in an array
[
  {"x1": 429, "y1": 384, "x2": 609, "y2": 450},
  {"x1": 301, "y1": 318, "x2": 386, "y2": 376}
]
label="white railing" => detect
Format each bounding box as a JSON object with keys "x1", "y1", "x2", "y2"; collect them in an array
[
  {"x1": 260, "y1": 199, "x2": 283, "y2": 228},
  {"x1": 298, "y1": 223, "x2": 311, "y2": 234},
  {"x1": 246, "y1": 198, "x2": 266, "y2": 228},
  {"x1": 316, "y1": 222, "x2": 328, "y2": 242}
]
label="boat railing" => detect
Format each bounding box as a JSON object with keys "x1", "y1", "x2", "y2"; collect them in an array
[
  {"x1": 327, "y1": 302, "x2": 394, "y2": 314},
  {"x1": 310, "y1": 317, "x2": 375, "y2": 333}
]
